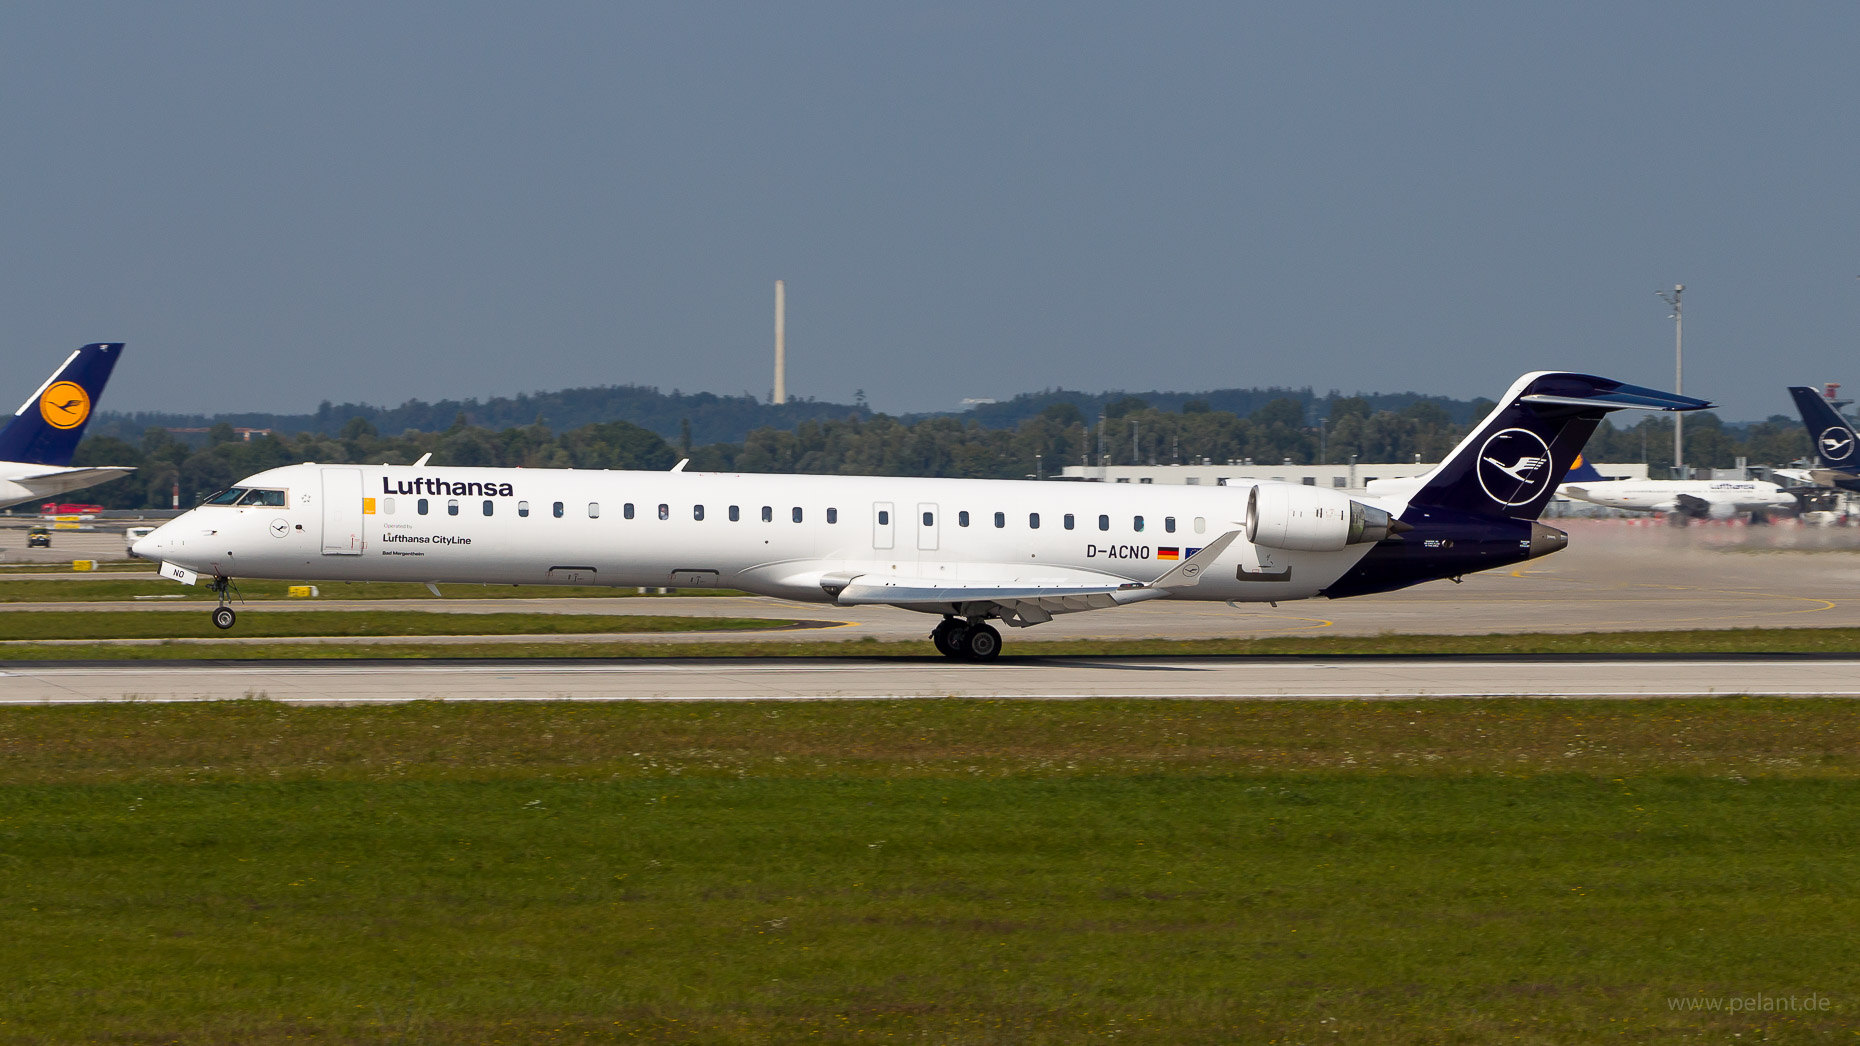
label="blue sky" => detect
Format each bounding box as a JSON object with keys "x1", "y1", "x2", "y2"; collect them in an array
[{"x1": 2, "y1": 2, "x2": 1855, "y2": 421}]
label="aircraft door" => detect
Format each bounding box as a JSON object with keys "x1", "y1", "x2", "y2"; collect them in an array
[
  {"x1": 916, "y1": 503, "x2": 939, "y2": 551},
  {"x1": 321, "y1": 467, "x2": 364, "y2": 555},
  {"x1": 872, "y1": 502, "x2": 894, "y2": 550}
]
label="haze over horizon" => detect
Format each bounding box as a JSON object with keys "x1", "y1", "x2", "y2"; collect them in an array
[{"x1": 4, "y1": 2, "x2": 1856, "y2": 423}]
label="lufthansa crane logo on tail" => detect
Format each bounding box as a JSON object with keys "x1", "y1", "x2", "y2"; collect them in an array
[
  {"x1": 38, "y1": 382, "x2": 91, "y2": 429},
  {"x1": 1475, "y1": 427, "x2": 1554, "y2": 507},
  {"x1": 1819, "y1": 426, "x2": 1855, "y2": 462}
]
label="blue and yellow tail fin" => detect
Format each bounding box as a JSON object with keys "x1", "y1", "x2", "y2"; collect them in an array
[
  {"x1": 1561, "y1": 454, "x2": 1607, "y2": 484},
  {"x1": 0, "y1": 343, "x2": 124, "y2": 466}
]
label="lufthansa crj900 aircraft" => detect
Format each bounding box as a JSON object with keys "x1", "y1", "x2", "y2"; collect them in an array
[{"x1": 134, "y1": 372, "x2": 1708, "y2": 657}]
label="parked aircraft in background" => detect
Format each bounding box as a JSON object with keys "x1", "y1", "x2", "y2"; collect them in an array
[
  {"x1": 1556, "y1": 457, "x2": 1797, "y2": 522},
  {"x1": 134, "y1": 371, "x2": 1708, "y2": 657},
  {"x1": 0, "y1": 343, "x2": 134, "y2": 510},
  {"x1": 1779, "y1": 385, "x2": 1860, "y2": 493}
]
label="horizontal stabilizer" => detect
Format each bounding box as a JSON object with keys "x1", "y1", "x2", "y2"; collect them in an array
[{"x1": 9, "y1": 465, "x2": 136, "y2": 497}]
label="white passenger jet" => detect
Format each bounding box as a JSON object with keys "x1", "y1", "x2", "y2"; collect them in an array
[
  {"x1": 1554, "y1": 458, "x2": 1797, "y2": 522},
  {"x1": 0, "y1": 343, "x2": 134, "y2": 510},
  {"x1": 134, "y1": 372, "x2": 1707, "y2": 657}
]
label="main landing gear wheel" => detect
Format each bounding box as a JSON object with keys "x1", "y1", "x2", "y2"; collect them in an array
[
  {"x1": 961, "y1": 623, "x2": 1002, "y2": 660},
  {"x1": 211, "y1": 606, "x2": 236, "y2": 630},
  {"x1": 931, "y1": 618, "x2": 967, "y2": 658}
]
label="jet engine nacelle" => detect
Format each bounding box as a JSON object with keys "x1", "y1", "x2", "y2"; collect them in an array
[{"x1": 1246, "y1": 484, "x2": 1396, "y2": 552}]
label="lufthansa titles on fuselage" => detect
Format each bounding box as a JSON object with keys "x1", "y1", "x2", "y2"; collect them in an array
[{"x1": 382, "y1": 477, "x2": 515, "y2": 497}]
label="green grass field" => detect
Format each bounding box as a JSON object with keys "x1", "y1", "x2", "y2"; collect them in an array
[
  {"x1": 1, "y1": 699, "x2": 1854, "y2": 1044},
  {"x1": 0, "y1": 577, "x2": 744, "y2": 602},
  {"x1": 0, "y1": 611, "x2": 799, "y2": 642}
]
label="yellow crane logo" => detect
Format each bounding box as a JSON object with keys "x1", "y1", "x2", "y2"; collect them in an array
[{"x1": 39, "y1": 382, "x2": 91, "y2": 429}]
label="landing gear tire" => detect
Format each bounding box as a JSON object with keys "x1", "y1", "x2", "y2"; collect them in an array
[
  {"x1": 211, "y1": 606, "x2": 237, "y2": 630},
  {"x1": 962, "y1": 623, "x2": 1002, "y2": 660},
  {"x1": 931, "y1": 618, "x2": 967, "y2": 657}
]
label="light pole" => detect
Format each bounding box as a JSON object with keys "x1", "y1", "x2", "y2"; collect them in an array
[{"x1": 1657, "y1": 284, "x2": 1684, "y2": 474}]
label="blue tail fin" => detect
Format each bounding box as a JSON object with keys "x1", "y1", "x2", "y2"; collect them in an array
[
  {"x1": 0, "y1": 343, "x2": 124, "y2": 466},
  {"x1": 1561, "y1": 454, "x2": 1607, "y2": 484},
  {"x1": 1408, "y1": 372, "x2": 1708, "y2": 519},
  {"x1": 1786, "y1": 386, "x2": 1858, "y2": 471}
]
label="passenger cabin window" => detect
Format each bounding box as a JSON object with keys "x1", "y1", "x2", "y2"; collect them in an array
[
  {"x1": 792, "y1": 507, "x2": 803, "y2": 523},
  {"x1": 1064, "y1": 513, "x2": 1075, "y2": 530},
  {"x1": 658, "y1": 504, "x2": 669, "y2": 520},
  {"x1": 517, "y1": 501, "x2": 529, "y2": 517},
  {"x1": 624, "y1": 503, "x2": 635, "y2": 519},
  {"x1": 1194, "y1": 516, "x2": 1206, "y2": 534},
  {"x1": 482, "y1": 500, "x2": 494, "y2": 516},
  {"x1": 1133, "y1": 515, "x2": 1145, "y2": 532},
  {"x1": 729, "y1": 505, "x2": 740, "y2": 522},
  {"x1": 827, "y1": 508, "x2": 838, "y2": 524},
  {"x1": 552, "y1": 501, "x2": 564, "y2": 518},
  {"x1": 923, "y1": 511, "x2": 934, "y2": 526},
  {"x1": 1098, "y1": 514, "x2": 1110, "y2": 531},
  {"x1": 693, "y1": 505, "x2": 705, "y2": 521},
  {"x1": 1029, "y1": 512, "x2": 1040, "y2": 529},
  {"x1": 383, "y1": 498, "x2": 395, "y2": 515},
  {"x1": 878, "y1": 510, "x2": 889, "y2": 525},
  {"x1": 419, "y1": 499, "x2": 430, "y2": 515},
  {"x1": 1165, "y1": 516, "x2": 1176, "y2": 533},
  {"x1": 959, "y1": 511, "x2": 970, "y2": 527},
  {"x1": 589, "y1": 503, "x2": 600, "y2": 518},
  {"x1": 993, "y1": 511, "x2": 1005, "y2": 528},
  {"x1": 762, "y1": 506, "x2": 773, "y2": 522},
  {"x1": 447, "y1": 499, "x2": 459, "y2": 516}
]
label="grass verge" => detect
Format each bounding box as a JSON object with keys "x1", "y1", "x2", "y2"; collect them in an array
[
  {"x1": 0, "y1": 698, "x2": 1853, "y2": 1044},
  {"x1": 1, "y1": 625, "x2": 1858, "y2": 660}
]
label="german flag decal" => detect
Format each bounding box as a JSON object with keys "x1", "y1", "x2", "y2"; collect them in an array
[{"x1": 1157, "y1": 547, "x2": 1180, "y2": 561}]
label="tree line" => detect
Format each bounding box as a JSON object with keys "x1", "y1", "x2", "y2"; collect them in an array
[{"x1": 65, "y1": 399, "x2": 1812, "y2": 511}]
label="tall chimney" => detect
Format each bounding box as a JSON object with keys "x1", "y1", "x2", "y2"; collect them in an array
[{"x1": 773, "y1": 280, "x2": 786, "y2": 405}]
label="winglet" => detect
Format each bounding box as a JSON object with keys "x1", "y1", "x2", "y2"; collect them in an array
[{"x1": 1151, "y1": 531, "x2": 1241, "y2": 590}]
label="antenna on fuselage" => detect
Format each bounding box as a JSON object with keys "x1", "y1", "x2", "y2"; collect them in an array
[
  {"x1": 671, "y1": 459, "x2": 689, "y2": 472},
  {"x1": 412, "y1": 453, "x2": 432, "y2": 467}
]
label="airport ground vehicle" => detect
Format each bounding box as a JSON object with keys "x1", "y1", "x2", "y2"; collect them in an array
[
  {"x1": 135, "y1": 372, "x2": 1708, "y2": 656},
  {"x1": 124, "y1": 525, "x2": 155, "y2": 557},
  {"x1": 26, "y1": 526, "x2": 50, "y2": 548}
]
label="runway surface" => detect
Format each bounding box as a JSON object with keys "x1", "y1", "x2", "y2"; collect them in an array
[{"x1": 5, "y1": 655, "x2": 1858, "y2": 703}]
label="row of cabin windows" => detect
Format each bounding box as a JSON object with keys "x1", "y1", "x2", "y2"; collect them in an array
[
  {"x1": 956, "y1": 511, "x2": 1204, "y2": 534},
  {"x1": 875, "y1": 509, "x2": 1205, "y2": 534},
  {"x1": 382, "y1": 498, "x2": 835, "y2": 523},
  {"x1": 375, "y1": 499, "x2": 1205, "y2": 534}
]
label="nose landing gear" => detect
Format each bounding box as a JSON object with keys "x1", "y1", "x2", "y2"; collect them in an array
[
  {"x1": 930, "y1": 617, "x2": 1002, "y2": 660},
  {"x1": 209, "y1": 575, "x2": 241, "y2": 630}
]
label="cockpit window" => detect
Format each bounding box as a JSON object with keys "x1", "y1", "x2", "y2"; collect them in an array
[
  {"x1": 236, "y1": 488, "x2": 287, "y2": 507},
  {"x1": 204, "y1": 488, "x2": 247, "y2": 505}
]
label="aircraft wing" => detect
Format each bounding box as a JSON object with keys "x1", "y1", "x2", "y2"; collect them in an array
[{"x1": 827, "y1": 532, "x2": 1239, "y2": 627}]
